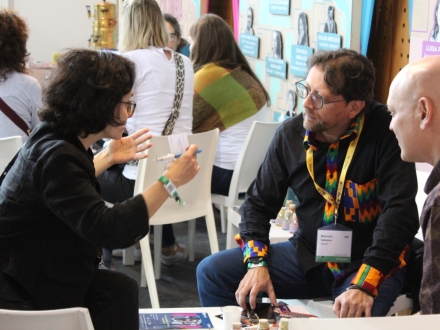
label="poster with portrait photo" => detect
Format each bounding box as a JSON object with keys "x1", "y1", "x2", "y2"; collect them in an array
[
  {"x1": 297, "y1": 12, "x2": 309, "y2": 46},
  {"x1": 324, "y1": 5, "x2": 337, "y2": 34},
  {"x1": 410, "y1": 0, "x2": 440, "y2": 60},
  {"x1": 239, "y1": 6, "x2": 260, "y2": 58},
  {"x1": 266, "y1": 30, "x2": 287, "y2": 79},
  {"x1": 286, "y1": 89, "x2": 297, "y2": 118},
  {"x1": 244, "y1": 7, "x2": 254, "y2": 35}
]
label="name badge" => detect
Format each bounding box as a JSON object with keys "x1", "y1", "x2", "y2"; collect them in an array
[{"x1": 316, "y1": 223, "x2": 352, "y2": 263}]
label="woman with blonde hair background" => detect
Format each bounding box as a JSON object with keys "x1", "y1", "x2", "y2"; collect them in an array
[
  {"x1": 190, "y1": 14, "x2": 270, "y2": 196},
  {"x1": 98, "y1": 0, "x2": 194, "y2": 265}
]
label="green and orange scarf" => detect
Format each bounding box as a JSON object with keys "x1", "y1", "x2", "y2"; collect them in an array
[{"x1": 192, "y1": 63, "x2": 267, "y2": 133}]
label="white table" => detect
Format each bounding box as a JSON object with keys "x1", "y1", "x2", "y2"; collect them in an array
[
  {"x1": 227, "y1": 208, "x2": 293, "y2": 249},
  {"x1": 139, "y1": 303, "x2": 312, "y2": 329}
]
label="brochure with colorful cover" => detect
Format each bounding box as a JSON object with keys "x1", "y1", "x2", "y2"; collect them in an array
[{"x1": 139, "y1": 312, "x2": 214, "y2": 329}]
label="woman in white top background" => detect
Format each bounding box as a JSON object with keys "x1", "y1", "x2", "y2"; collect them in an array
[
  {"x1": 0, "y1": 9, "x2": 42, "y2": 141},
  {"x1": 97, "y1": 0, "x2": 194, "y2": 265},
  {"x1": 190, "y1": 14, "x2": 270, "y2": 197}
]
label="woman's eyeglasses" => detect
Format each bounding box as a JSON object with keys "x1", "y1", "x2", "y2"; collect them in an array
[
  {"x1": 295, "y1": 80, "x2": 346, "y2": 109},
  {"x1": 120, "y1": 100, "x2": 136, "y2": 118}
]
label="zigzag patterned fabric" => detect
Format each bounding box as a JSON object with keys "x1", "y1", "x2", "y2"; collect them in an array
[
  {"x1": 236, "y1": 234, "x2": 268, "y2": 263},
  {"x1": 344, "y1": 178, "x2": 382, "y2": 223},
  {"x1": 323, "y1": 143, "x2": 338, "y2": 226},
  {"x1": 303, "y1": 114, "x2": 363, "y2": 281}
]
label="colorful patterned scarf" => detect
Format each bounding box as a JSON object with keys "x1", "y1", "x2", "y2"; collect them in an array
[
  {"x1": 303, "y1": 114, "x2": 363, "y2": 281},
  {"x1": 192, "y1": 63, "x2": 267, "y2": 133}
]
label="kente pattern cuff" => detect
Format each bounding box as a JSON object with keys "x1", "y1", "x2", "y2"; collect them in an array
[
  {"x1": 241, "y1": 240, "x2": 268, "y2": 263},
  {"x1": 351, "y1": 263, "x2": 384, "y2": 297}
]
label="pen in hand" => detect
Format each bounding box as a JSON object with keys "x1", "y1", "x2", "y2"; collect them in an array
[{"x1": 154, "y1": 149, "x2": 202, "y2": 162}]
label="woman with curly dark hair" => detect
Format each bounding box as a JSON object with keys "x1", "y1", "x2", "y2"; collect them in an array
[
  {"x1": 0, "y1": 9, "x2": 41, "y2": 140},
  {"x1": 0, "y1": 48, "x2": 200, "y2": 330}
]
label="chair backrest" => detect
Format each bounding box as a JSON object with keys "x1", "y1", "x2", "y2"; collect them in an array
[
  {"x1": 227, "y1": 121, "x2": 282, "y2": 206},
  {"x1": 0, "y1": 307, "x2": 95, "y2": 330},
  {"x1": 133, "y1": 128, "x2": 219, "y2": 224},
  {"x1": 0, "y1": 135, "x2": 23, "y2": 172}
]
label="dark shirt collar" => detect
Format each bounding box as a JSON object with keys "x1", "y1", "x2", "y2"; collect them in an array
[{"x1": 302, "y1": 113, "x2": 363, "y2": 151}]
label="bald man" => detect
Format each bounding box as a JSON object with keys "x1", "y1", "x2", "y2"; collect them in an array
[{"x1": 388, "y1": 55, "x2": 440, "y2": 314}]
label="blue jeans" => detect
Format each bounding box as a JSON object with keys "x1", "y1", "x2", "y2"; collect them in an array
[{"x1": 196, "y1": 241, "x2": 406, "y2": 316}]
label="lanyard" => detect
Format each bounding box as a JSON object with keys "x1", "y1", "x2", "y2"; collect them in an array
[{"x1": 306, "y1": 114, "x2": 365, "y2": 223}]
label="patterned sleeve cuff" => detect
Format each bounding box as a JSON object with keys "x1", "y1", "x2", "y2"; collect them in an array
[
  {"x1": 235, "y1": 234, "x2": 268, "y2": 263},
  {"x1": 351, "y1": 263, "x2": 384, "y2": 297}
]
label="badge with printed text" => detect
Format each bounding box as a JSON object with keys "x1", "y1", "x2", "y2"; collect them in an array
[{"x1": 315, "y1": 223, "x2": 352, "y2": 263}]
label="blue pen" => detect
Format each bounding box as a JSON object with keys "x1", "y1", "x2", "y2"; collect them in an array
[{"x1": 154, "y1": 149, "x2": 202, "y2": 162}]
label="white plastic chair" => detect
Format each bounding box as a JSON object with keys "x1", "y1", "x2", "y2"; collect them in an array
[
  {"x1": 0, "y1": 135, "x2": 23, "y2": 172},
  {"x1": 0, "y1": 307, "x2": 94, "y2": 330},
  {"x1": 134, "y1": 129, "x2": 220, "y2": 308},
  {"x1": 211, "y1": 121, "x2": 282, "y2": 234}
]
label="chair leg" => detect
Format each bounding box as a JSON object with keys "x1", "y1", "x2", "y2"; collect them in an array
[
  {"x1": 220, "y1": 205, "x2": 227, "y2": 233},
  {"x1": 205, "y1": 212, "x2": 220, "y2": 254},
  {"x1": 226, "y1": 217, "x2": 240, "y2": 249},
  {"x1": 139, "y1": 234, "x2": 160, "y2": 308},
  {"x1": 122, "y1": 245, "x2": 135, "y2": 265},
  {"x1": 188, "y1": 219, "x2": 196, "y2": 262},
  {"x1": 153, "y1": 225, "x2": 163, "y2": 280}
]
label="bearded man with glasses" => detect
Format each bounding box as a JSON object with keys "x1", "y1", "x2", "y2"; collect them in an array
[{"x1": 197, "y1": 48, "x2": 422, "y2": 318}]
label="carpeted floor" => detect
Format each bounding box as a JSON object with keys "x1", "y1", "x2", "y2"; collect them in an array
[{"x1": 112, "y1": 207, "x2": 227, "y2": 308}]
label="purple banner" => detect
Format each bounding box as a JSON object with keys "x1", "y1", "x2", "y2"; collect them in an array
[{"x1": 422, "y1": 41, "x2": 440, "y2": 57}]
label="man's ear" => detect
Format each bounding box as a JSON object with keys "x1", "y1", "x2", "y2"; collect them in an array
[
  {"x1": 348, "y1": 100, "x2": 365, "y2": 119},
  {"x1": 418, "y1": 97, "x2": 432, "y2": 130}
]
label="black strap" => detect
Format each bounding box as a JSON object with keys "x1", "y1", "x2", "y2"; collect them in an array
[{"x1": 0, "y1": 97, "x2": 30, "y2": 135}]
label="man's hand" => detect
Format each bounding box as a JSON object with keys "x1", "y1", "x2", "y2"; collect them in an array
[
  {"x1": 235, "y1": 267, "x2": 277, "y2": 311},
  {"x1": 333, "y1": 288, "x2": 374, "y2": 318}
]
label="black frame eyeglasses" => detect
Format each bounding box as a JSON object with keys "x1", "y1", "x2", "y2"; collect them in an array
[
  {"x1": 168, "y1": 32, "x2": 177, "y2": 40},
  {"x1": 120, "y1": 100, "x2": 136, "y2": 118},
  {"x1": 295, "y1": 80, "x2": 347, "y2": 109}
]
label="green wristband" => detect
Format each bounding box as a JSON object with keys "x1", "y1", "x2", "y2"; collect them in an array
[
  {"x1": 247, "y1": 260, "x2": 268, "y2": 270},
  {"x1": 158, "y1": 175, "x2": 186, "y2": 207}
]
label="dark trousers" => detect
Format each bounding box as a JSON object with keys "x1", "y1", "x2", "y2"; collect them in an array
[
  {"x1": 0, "y1": 269, "x2": 139, "y2": 330},
  {"x1": 211, "y1": 165, "x2": 234, "y2": 196},
  {"x1": 97, "y1": 165, "x2": 176, "y2": 248},
  {"x1": 197, "y1": 241, "x2": 407, "y2": 316}
]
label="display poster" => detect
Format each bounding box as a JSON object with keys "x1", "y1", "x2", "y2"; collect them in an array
[
  {"x1": 317, "y1": 32, "x2": 342, "y2": 51},
  {"x1": 266, "y1": 57, "x2": 287, "y2": 79},
  {"x1": 239, "y1": 0, "x2": 362, "y2": 121},
  {"x1": 240, "y1": 33, "x2": 260, "y2": 58},
  {"x1": 290, "y1": 45, "x2": 314, "y2": 78},
  {"x1": 410, "y1": 0, "x2": 440, "y2": 61},
  {"x1": 269, "y1": 0, "x2": 290, "y2": 15}
]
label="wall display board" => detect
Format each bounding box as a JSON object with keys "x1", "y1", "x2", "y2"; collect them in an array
[
  {"x1": 269, "y1": 0, "x2": 290, "y2": 15},
  {"x1": 239, "y1": 7, "x2": 260, "y2": 58},
  {"x1": 409, "y1": 0, "x2": 440, "y2": 61},
  {"x1": 238, "y1": 0, "x2": 362, "y2": 123}
]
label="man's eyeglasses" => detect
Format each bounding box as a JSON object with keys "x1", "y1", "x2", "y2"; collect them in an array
[
  {"x1": 295, "y1": 80, "x2": 346, "y2": 109},
  {"x1": 120, "y1": 100, "x2": 136, "y2": 118},
  {"x1": 168, "y1": 32, "x2": 177, "y2": 41}
]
